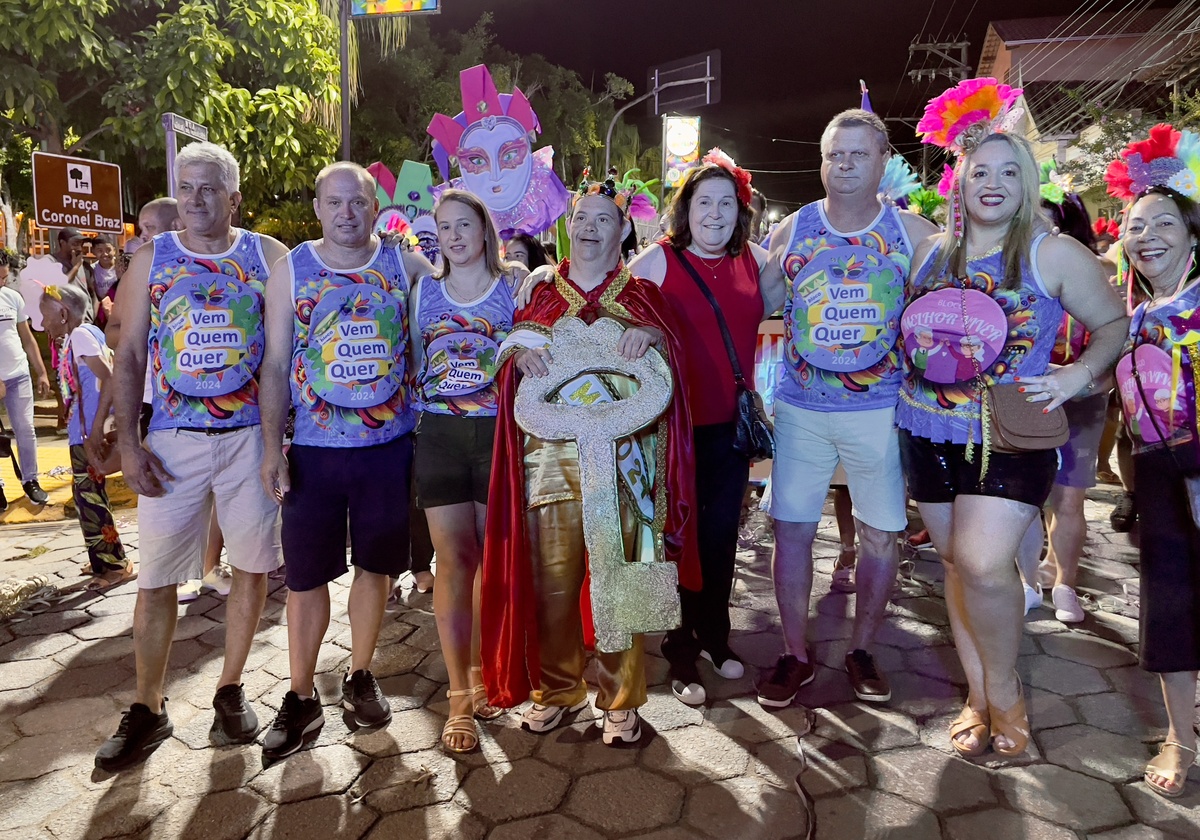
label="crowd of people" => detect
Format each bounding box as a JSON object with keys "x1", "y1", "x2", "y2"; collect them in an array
[{"x1": 4, "y1": 75, "x2": 1197, "y2": 801}]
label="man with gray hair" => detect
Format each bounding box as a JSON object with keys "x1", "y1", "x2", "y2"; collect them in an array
[
  {"x1": 755, "y1": 110, "x2": 938, "y2": 709},
  {"x1": 96, "y1": 142, "x2": 288, "y2": 772}
]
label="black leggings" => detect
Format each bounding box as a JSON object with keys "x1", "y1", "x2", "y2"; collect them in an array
[{"x1": 666, "y1": 422, "x2": 750, "y2": 657}]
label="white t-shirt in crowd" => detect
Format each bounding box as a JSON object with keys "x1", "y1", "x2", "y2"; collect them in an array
[{"x1": 0, "y1": 286, "x2": 30, "y2": 381}]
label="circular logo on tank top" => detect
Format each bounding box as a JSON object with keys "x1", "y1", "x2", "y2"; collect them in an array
[
  {"x1": 302, "y1": 284, "x2": 402, "y2": 408},
  {"x1": 156, "y1": 272, "x2": 263, "y2": 397},
  {"x1": 791, "y1": 245, "x2": 904, "y2": 372},
  {"x1": 1116, "y1": 343, "x2": 1193, "y2": 446},
  {"x1": 900, "y1": 288, "x2": 1007, "y2": 384},
  {"x1": 424, "y1": 332, "x2": 500, "y2": 397}
]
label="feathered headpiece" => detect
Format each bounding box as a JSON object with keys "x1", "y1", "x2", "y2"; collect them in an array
[
  {"x1": 1092, "y1": 217, "x2": 1120, "y2": 240},
  {"x1": 1038, "y1": 160, "x2": 1076, "y2": 205},
  {"x1": 878, "y1": 154, "x2": 920, "y2": 205},
  {"x1": 1104, "y1": 123, "x2": 1200, "y2": 203},
  {"x1": 700, "y1": 147, "x2": 753, "y2": 205},
  {"x1": 918, "y1": 77, "x2": 1024, "y2": 238},
  {"x1": 427, "y1": 65, "x2": 540, "y2": 181}
]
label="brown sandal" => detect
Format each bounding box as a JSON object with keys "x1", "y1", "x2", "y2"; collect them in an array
[
  {"x1": 988, "y1": 676, "x2": 1030, "y2": 757},
  {"x1": 84, "y1": 561, "x2": 136, "y2": 592},
  {"x1": 442, "y1": 688, "x2": 479, "y2": 753},
  {"x1": 949, "y1": 706, "x2": 990, "y2": 758},
  {"x1": 1145, "y1": 741, "x2": 1197, "y2": 798}
]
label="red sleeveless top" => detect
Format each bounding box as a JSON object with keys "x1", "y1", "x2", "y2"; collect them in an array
[{"x1": 659, "y1": 242, "x2": 763, "y2": 426}]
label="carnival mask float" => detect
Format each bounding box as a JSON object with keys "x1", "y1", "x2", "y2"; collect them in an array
[
  {"x1": 366, "y1": 159, "x2": 441, "y2": 265},
  {"x1": 1105, "y1": 124, "x2": 1200, "y2": 448},
  {"x1": 427, "y1": 64, "x2": 570, "y2": 239}
]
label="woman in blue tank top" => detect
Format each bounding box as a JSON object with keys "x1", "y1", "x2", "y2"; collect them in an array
[
  {"x1": 411, "y1": 190, "x2": 516, "y2": 754},
  {"x1": 900, "y1": 84, "x2": 1128, "y2": 760}
]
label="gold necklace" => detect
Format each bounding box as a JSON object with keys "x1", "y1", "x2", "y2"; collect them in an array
[{"x1": 688, "y1": 247, "x2": 727, "y2": 279}]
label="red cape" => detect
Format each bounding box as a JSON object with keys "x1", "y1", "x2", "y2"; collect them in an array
[{"x1": 481, "y1": 261, "x2": 701, "y2": 707}]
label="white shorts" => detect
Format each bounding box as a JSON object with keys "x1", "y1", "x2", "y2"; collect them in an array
[
  {"x1": 137, "y1": 426, "x2": 282, "y2": 589},
  {"x1": 769, "y1": 401, "x2": 907, "y2": 532}
]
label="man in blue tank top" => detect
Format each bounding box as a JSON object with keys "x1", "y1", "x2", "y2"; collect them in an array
[
  {"x1": 98, "y1": 142, "x2": 289, "y2": 772},
  {"x1": 756, "y1": 111, "x2": 938, "y2": 709},
  {"x1": 257, "y1": 162, "x2": 436, "y2": 763}
]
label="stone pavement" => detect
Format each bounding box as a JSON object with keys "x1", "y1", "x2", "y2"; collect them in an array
[{"x1": 1, "y1": 483, "x2": 1198, "y2": 840}]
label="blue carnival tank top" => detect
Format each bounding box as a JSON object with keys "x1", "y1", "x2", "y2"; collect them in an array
[
  {"x1": 413, "y1": 273, "x2": 515, "y2": 416},
  {"x1": 1116, "y1": 278, "x2": 1200, "y2": 465},
  {"x1": 776, "y1": 201, "x2": 912, "y2": 412},
  {"x1": 897, "y1": 233, "x2": 1064, "y2": 444},
  {"x1": 289, "y1": 240, "x2": 414, "y2": 447},
  {"x1": 147, "y1": 229, "x2": 269, "y2": 430}
]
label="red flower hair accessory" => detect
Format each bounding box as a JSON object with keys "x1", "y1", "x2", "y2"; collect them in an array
[
  {"x1": 1092, "y1": 218, "x2": 1120, "y2": 240},
  {"x1": 701, "y1": 147, "x2": 753, "y2": 205},
  {"x1": 1104, "y1": 123, "x2": 1200, "y2": 203}
]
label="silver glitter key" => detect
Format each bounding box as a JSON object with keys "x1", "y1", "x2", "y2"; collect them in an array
[{"x1": 514, "y1": 316, "x2": 681, "y2": 653}]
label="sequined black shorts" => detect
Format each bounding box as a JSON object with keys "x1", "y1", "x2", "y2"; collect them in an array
[{"x1": 899, "y1": 429, "x2": 1058, "y2": 508}]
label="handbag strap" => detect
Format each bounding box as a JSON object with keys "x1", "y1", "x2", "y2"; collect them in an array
[{"x1": 670, "y1": 246, "x2": 748, "y2": 388}]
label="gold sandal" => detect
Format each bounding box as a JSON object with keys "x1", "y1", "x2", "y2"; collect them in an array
[
  {"x1": 988, "y1": 675, "x2": 1030, "y2": 757},
  {"x1": 472, "y1": 684, "x2": 504, "y2": 721},
  {"x1": 442, "y1": 688, "x2": 479, "y2": 753},
  {"x1": 1145, "y1": 741, "x2": 1197, "y2": 798},
  {"x1": 949, "y1": 705, "x2": 990, "y2": 758}
]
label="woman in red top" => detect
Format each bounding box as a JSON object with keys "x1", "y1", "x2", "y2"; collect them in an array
[{"x1": 628, "y1": 154, "x2": 784, "y2": 706}]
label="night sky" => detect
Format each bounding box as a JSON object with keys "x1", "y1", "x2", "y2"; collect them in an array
[{"x1": 431, "y1": 0, "x2": 1159, "y2": 207}]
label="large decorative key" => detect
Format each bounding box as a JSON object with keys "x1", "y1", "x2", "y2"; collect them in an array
[{"x1": 514, "y1": 317, "x2": 680, "y2": 653}]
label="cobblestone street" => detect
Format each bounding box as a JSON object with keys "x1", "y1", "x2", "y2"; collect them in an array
[{"x1": 1, "y1": 483, "x2": 1198, "y2": 839}]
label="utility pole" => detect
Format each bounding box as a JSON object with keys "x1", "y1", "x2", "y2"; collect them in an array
[{"x1": 907, "y1": 41, "x2": 971, "y2": 84}]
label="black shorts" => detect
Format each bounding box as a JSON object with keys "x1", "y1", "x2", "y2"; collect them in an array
[
  {"x1": 900, "y1": 429, "x2": 1058, "y2": 509},
  {"x1": 281, "y1": 434, "x2": 413, "y2": 591},
  {"x1": 414, "y1": 412, "x2": 496, "y2": 509}
]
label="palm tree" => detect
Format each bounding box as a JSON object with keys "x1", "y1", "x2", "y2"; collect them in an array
[{"x1": 317, "y1": 1, "x2": 410, "y2": 137}]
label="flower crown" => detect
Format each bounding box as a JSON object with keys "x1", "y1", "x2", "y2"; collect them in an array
[
  {"x1": 700, "y1": 147, "x2": 753, "y2": 205},
  {"x1": 917, "y1": 77, "x2": 1024, "y2": 155},
  {"x1": 574, "y1": 167, "x2": 639, "y2": 216},
  {"x1": 1038, "y1": 160, "x2": 1077, "y2": 205},
  {"x1": 1104, "y1": 123, "x2": 1200, "y2": 203}
]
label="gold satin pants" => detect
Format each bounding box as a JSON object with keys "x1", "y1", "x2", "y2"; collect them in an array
[{"x1": 525, "y1": 497, "x2": 647, "y2": 711}]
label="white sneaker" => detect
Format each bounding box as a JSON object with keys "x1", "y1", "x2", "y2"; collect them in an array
[
  {"x1": 1023, "y1": 582, "x2": 1043, "y2": 616},
  {"x1": 601, "y1": 709, "x2": 642, "y2": 745},
  {"x1": 201, "y1": 565, "x2": 233, "y2": 597},
  {"x1": 520, "y1": 698, "x2": 588, "y2": 733},
  {"x1": 670, "y1": 680, "x2": 706, "y2": 706},
  {"x1": 177, "y1": 580, "x2": 202, "y2": 603},
  {"x1": 1052, "y1": 585, "x2": 1085, "y2": 623},
  {"x1": 700, "y1": 649, "x2": 745, "y2": 680}
]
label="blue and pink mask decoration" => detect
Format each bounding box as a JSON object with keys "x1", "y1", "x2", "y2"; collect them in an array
[
  {"x1": 427, "y1": 64, "x2": 570, "y2": 238},
  {"x1": 367, "y1": 159, "x2": 441, "y2": 264}
]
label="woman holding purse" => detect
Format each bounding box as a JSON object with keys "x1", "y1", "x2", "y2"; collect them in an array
[
  {"x1": 897, "y1": 79, "x2": 1127, "y2": 758},
  {"x1": 1106, "y1": 124, "x2": 1200, "y2": 798}
]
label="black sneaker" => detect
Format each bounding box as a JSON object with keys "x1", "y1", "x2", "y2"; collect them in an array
[
  {"x1": 262, "y1": 690, "x2": 324, "y2": 762},
  {"x1": 341, "y1": 669, "x2": 392, "y2": 727},
  {"x1": 0, "y1": 484, "x2": 7, "y2": 512},
  {"x1": 757, "y1": 654, "x2": 815, "y2": 709},
  {"x1": 845, "y1": 649, "x2": 891, "y2": 703},
  {"x1": 211, "y1": 683, "x2": 260, "y2": 745},
  {"x1": 95, "y1": 702, "x2": 174, "y2": 772},
  {"x1": 22, "y1": 479, "x2": 48, "y2": 505},
  {"x1": 1110, "y1": 493, "x2": 1136, "y2": 533}
]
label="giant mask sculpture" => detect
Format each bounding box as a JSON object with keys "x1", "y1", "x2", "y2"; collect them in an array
[
  {"x1": 367, "y1": 160, "x2": 441, "y2": 265},
  {"x1": 428, "y1": 64, "x2": 569, "y2": 238}
]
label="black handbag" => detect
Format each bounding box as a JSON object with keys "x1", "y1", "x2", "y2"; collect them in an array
[
  {"x1": 0, "y1": 415, "x2": 22, "y2": 482},
  {"x1": 671, "y1": 247, "x2": 775, "y2": 461}
]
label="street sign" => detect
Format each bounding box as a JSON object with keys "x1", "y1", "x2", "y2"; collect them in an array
[
  {"x1": 648, "y1": 51, "x2": 721, "y2": 115},
  {"x1": 162, "y1": 112, "x2": 210, "y2": 197},
  {"x1": 31, "y1": 152, "x2": 124, "y2": 234}
]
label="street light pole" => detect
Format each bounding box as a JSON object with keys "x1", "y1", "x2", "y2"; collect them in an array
[
  {"x1": 603, "y1": 76, "x2": 714, "y2": 174},
  {"x1": 340, "y1": 1, "x2": 351, "y2": 161}
]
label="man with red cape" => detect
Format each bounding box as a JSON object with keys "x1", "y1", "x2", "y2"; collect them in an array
[{"x1": 482, "y1": 172, "x2": 700, "y2": 746}]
